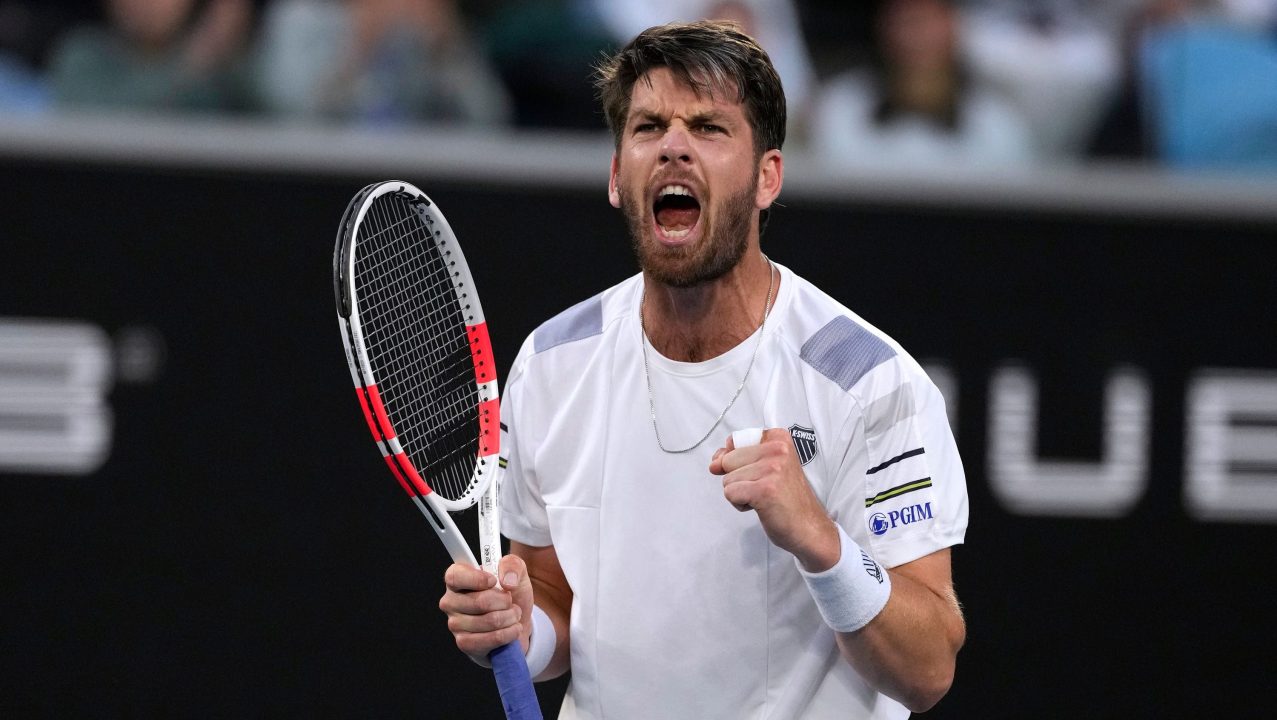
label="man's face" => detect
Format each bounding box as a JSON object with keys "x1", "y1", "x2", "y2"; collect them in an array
[{"x1": 609, "y1": 67, "x2": 778, "y2": 288}]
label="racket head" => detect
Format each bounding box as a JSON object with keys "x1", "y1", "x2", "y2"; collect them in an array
[{"x1": 334, "y1": 181, "x2": 500, "y2": 512}]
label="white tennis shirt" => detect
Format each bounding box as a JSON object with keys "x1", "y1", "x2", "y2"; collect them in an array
[{"x1": 500, "y1": 263, "x2": 968, "y2": 719}]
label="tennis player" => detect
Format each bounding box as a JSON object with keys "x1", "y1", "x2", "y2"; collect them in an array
[{"x1": 439, "y1": 20, "x2": 968, "y2": 718}]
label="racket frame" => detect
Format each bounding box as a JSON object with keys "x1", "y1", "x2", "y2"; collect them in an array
[{"x1": 334, "y1": 181, "x2": 502, "y2": 574}]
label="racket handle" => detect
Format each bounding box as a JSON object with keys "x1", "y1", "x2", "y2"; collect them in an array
[
  {"x1": 490, "y1": 640, "x2": 543, "y2": 719},
  {"x1": 732, "y1": 427, "x2": 765, "y2": 448}
]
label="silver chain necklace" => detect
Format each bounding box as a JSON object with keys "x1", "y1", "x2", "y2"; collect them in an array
[{"x1": 640, "y1": 257, "x2": 776, "y2": 453}]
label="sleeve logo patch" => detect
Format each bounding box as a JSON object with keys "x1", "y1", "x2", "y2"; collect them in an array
[
  {"x1": 869, "y1": 502, "x2": 934, "y2": 536},
  {"x1": 789, "y1": 424, "x2": 818, "y2": 466}
]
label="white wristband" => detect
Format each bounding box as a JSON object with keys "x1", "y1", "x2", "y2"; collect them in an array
[
  {"x1": 465, "y1": 603, "x2": 555, "y2": 676},
  {"x1": 798, "y1": 524, "x2": 892, "y2": 633},
  {"x1": 523, "y1": 603, "x2": 556, "y2": 678}
]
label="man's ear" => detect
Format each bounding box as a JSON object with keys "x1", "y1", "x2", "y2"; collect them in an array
[
  {"x1": 608, "y1": 154, "x2": 621, "y2": 209},
  {"x1": 755, "y1": 149, "x2": 784, "y2": 210}
]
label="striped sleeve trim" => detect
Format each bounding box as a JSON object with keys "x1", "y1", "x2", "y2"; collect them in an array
[
  {"x1": 865, "y1": 478, "x2": 933, "y2": 508},
  {"x1": 867, "y1": 447, "x2": 926, "y2": 475}
]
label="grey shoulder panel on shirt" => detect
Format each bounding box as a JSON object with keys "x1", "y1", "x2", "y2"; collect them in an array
[
  {"x1": 799, "y1": 315, "x2": 897, "y2": 391},
  {"x1": 533, "y1": 294, "x2": 604, "y2": 353}
]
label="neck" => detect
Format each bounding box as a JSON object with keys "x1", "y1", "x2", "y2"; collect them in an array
[{"x1": 641, "y1": 252, "x2": 776, "y2": 362}]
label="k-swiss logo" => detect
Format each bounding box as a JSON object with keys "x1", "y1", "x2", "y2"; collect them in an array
[{"x1": 789, "y1": 424, "x2": 818, "y2": 465}]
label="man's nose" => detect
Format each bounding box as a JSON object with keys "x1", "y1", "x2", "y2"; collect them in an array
[{"x1": 660, "y1": 127, "x2": 692, "y2": 164}]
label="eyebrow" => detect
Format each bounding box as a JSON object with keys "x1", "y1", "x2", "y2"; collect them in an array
[
  {"x1": 686, "y1": 109, "x2": 725, "y2": 125},
  {"x1": 628, "y1": 108, "x2": 664, "y2": 124},
  {"x1": 627, "y1": 107, "x2": 730, "y2": 127}
]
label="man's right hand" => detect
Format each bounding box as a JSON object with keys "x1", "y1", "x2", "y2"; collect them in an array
[{"x1": 438, "y1": 554, "x2": 535, "y2": 661}]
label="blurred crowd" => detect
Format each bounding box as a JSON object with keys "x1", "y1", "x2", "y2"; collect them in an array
[{"x1": 1, "y1": 0, "x2": 1275, "y2": 171}]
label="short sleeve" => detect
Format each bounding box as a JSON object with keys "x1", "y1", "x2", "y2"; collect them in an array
[
  {"x1": 498, "y1": 339, "x2": 553, "y2": 547},
  {"x1": 840, "y1": 360, "x2": 968, "y2": 569}
]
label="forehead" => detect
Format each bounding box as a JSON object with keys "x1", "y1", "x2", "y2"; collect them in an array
[{"x1": 627, "y1": 67, "x2": 745, "y2": 118}]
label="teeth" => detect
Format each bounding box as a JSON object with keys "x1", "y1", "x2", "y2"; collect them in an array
[{"x1": 655, "y1": 185, "x2": 695, "y2": 239}]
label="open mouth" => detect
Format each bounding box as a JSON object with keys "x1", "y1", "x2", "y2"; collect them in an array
[{"x1": 653, "y1": 185, "x2": 701, "y2": 239}]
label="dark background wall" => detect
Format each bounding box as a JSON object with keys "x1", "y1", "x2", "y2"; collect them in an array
[{"x1": 2, "y1": 152, "x2": 1275, "y2": 718}]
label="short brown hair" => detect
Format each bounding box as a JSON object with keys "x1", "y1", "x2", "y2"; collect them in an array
[{"x1": 594, "y1": 20, "x2": 787, "y2": 157}]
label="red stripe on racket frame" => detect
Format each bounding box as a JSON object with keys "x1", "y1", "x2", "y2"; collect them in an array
[
  {"x1": 384, "y1": 455, "x2": 417, "y2": 496},
  {"x1": 467, "y1": 323, "x2": 496, "y2": 385},
  {"x1": 359, "y1": 384, "x2": 426, "y2": 497},
  {"x1": 395, "y1": 453, "x2": 431, "y2": 497},
  {"x1": 469, "y1": 322, "x2": 501, "y2": 459},
  {"x1": 355, "y1": 386, "x2": 381, "y2": 441},
  {"x1": 478, "y1": 398, "x2": 500, "y2": 457},
  {"x1": 364, "y1": 384, "x2": 396, "y2": 441}
]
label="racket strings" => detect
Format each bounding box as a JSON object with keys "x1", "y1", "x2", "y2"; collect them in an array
[
  {"x1": 363, "y1": 229, "x2": 476, "y2": 497},
  {"x1": 354, "y1": 193, "x2": 482, "y2": 502}
]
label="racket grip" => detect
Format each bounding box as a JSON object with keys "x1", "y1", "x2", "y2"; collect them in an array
[
  {"x1": 732, "y1": 427, "x2": 764, "y2": 448},
  {"x1": 490, "y1": 640, "x2": 543, "y2": 719}
]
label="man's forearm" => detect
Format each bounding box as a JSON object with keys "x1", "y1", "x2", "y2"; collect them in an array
[
  {"x1": 513, "y1": 541, "x2": 574, "y2": 681},
  {"x1": 835, "y1": 553, "x2": 965, "y2": 713},
  {"x1": 529, "y1": 591, "x2": 571, "y2": 681}
]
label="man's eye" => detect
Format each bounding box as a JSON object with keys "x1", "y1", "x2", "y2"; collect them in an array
[
  {"x1": 700, "y1": 124, "x2": 724, "y2": 134},
  {"x1": 634, "y1": 123, "x2": 658, "y2": 133}
]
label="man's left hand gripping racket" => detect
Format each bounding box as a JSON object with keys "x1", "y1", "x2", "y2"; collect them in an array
[{"x1": 333, "y1": 181, "x2": 541, "y2": 719}]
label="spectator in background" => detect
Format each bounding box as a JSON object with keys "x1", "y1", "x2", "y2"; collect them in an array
[
  {"x1": 48, "y1": 0, "x2": 255, "y2": 114},
  {"x1": 796, "y1": 2, "x2": 879, "y2": 81},
  {"x1": 0, "y1": 51, "x2": 43, "y2": 113},
  {"x1": 1098, "y1": 0, "x2": 1277, "y2": 169},
  {"x1": 1091, "y1": 0, "x2": 1277, "y2": 170},
  {"x1": 0, "y1": 1, "x2": 94, "y2": 114},
  {"x1": 587, "y1": 0, "x2": 817, "y2": 135},
  {"x1": 255, "y1": 0, "x2": 510, "y2": 127},
  {"x1": 1087, "y1": 0, "x2": 1192, "y2": 160},
  {"x1": 808, "y1": 0, "x2": 1035, "y2": 170},
  {"x1": 0, "y1": 26, "x2": 45, "y2": 113},
  {"x1": 961, "y1": 0, "x2": 1123, "y2": 160},
  {"x1": 1220, "y1": 0, "x2": 1277, "y2": 26},
  {"x1": 476, "y1": 0, "x2": 614, "y2": 130}
]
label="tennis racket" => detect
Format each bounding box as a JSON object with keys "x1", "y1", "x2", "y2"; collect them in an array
[{"x1": 333, "y1": 181, "x2": 541, "y2": 719}]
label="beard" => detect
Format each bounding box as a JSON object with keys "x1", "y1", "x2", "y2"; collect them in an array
[{"x1": 621, "y1": 179, "x2": 758, "y2": 289}]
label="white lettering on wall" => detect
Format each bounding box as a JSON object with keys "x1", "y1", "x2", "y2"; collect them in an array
[
  {"x1": 988, "y1": 365, "x2": 1151, "y2": 517},
  {"x1": 0, "y1": 319, "x2": 114, "y2": 475},
  {"x1": 1185, "y1": 370, "x2": 1277, "y2": 522}
]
